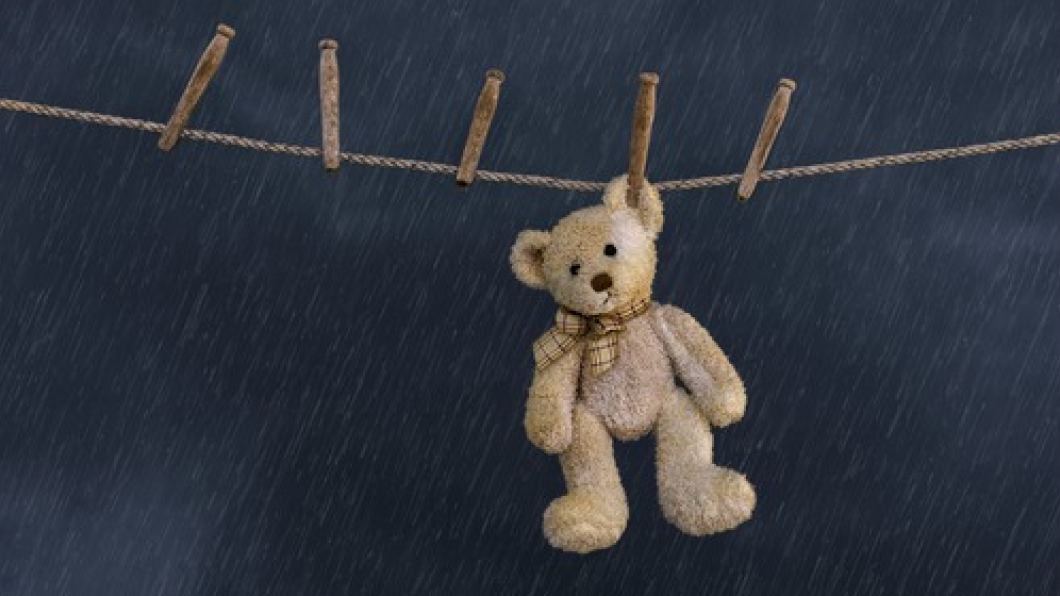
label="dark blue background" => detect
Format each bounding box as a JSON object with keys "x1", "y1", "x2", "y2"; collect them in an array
[{"x1": 1, "y1": 1, "x2": 1058, "y2": 594}]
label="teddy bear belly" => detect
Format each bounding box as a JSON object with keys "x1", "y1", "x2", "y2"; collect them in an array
[
  {"x1": 579, "y1": 322, "x2": 673, "y2": 441},
  {"x1": 581, "y1": 381, "x2": 667, "y2": 441}
]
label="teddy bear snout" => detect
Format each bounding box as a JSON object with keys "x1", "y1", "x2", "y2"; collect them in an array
[{"x1": 591, "y1": 272, "x2": 613, "y2": 292}]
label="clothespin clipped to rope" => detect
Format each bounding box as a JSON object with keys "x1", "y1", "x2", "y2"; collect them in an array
[
  {"x1": 456, "y1": 69, "x2": 505, "y2": 186},
  {"x1": 627, "y1": 72, "x2": 659, "y2": 207},
  {"x1": 737, "y1": 78, "x2": 797, "y2": 201},
  {"x1": 158, "y1": 24, "x2": 235, "y2": 152},
  {"x1": 319, "y1": 39, "x2": 341, "y2": 172}
]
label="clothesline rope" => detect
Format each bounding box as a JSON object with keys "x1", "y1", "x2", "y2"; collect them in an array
[{"x1": 3, "y1": 97, "x2": 1059, "y2": 193}]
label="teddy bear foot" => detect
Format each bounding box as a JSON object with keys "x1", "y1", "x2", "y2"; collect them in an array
[
  {"x1": 543, "y1": 487, "x2": 628, "y2": 554},
  {"x1": 660, "y1": 465, "x2": 755, "y2": 536}
]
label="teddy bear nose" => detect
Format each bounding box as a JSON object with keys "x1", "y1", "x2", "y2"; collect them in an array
[{"x1": 591, "y1": 272, "x2": 613, "y2": 292}]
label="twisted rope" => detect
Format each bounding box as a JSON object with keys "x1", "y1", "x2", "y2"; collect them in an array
[
  {"x1": 655, "y1": 133, "x2": 1060, "y2": 191},
  {"x1": 3, "y1": 97, "x2": 1059, "y2": 193}
]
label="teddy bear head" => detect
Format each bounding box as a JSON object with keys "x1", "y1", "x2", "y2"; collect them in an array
[{"x1": 510, "y1": 175, "x2": 664, "y2": 316}]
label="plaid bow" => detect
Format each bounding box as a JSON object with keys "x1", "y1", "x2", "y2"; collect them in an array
[{"x1": 533, "y1": 297, "x2": 652, "y2": 375}]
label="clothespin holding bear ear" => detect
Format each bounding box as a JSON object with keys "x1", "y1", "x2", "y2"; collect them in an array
[
  {"x1": 159, "y1": 24, "x2": 235, "y2": 152},
  {"x1": 318, "y1": 39, "x2": 341, "y2": 172},
  {"x1": 627, "y1": 72, "x2": 659, "y2": 208},
  {"x1": 456, "y1": 69, "x2": 505, "y2": 186},
  {"x1": 737, "y1": 78, "x2": 797, "y2": 201}
]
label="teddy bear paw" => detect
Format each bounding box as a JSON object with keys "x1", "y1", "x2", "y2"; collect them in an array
[
  {"x1": 660, "y1": 466, "x2": 755, "y2": 536},
  {"x1": 543, "y1": 487, "x2": 628, "y2": 554},
  {"x1": 702, "y1": 389, "x2": 746, "y2": 428}
]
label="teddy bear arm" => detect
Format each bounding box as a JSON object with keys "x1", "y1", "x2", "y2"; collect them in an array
[
  {"x1": 525, "y1": 345, "x2": 582, "y2": 454},
  {"x1": 655, "y1": 305, "x2": 746, "y2": 427}
]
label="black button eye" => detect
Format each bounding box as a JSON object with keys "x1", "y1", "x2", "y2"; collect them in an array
[
  {"x1": 569, "y1": 264, "x2": 581, "y2": 276},
  {"x1": 604, "y1": 244, "x2": 617, "y2": 257}
]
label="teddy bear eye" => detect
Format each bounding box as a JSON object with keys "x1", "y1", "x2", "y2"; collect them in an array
[
  {"x1": 604, "y1": 244, "x2": 617, "y2": 257},
  {"x1": 569, "y1": 263, "x2": 581, "y2": 276}
]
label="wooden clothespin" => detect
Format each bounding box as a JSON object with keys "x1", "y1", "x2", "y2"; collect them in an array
[
  {"x1": 627, "y1": 72, "x2": 659, "y2": 208},
  {"x1": 159, "y1": 24, "x2": 235, "y2": 152},
  {"x1": 737, "y1": 78, "x2": 797, "y2": 201},
  {"x1": 456, "y1": 69, "x2": 505, "y2": 187},
  {"x1": 319, "y1": 39, "x2": 341, "y2": 172}
]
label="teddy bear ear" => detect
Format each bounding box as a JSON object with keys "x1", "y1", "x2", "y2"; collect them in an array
[
  {"x1": 510, "y1": 229, "x2": 551, "y2": 289},
  {"x1": 602, "y1": 174, "x2": 665, "y2": 239}
]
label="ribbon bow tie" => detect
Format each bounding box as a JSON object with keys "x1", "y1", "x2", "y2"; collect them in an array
[{"x1": 533, "y1": 297, "x2": 652, "y2": 375}]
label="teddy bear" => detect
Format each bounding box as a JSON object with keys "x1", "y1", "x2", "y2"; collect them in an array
[{"x1": 509, "y1": 174, "x2": 755, "y2": 553}]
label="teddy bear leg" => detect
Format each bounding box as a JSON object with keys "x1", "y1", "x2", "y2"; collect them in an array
[
  {"x1": 655, "y1": 388, "x2": 755, "y2": 536},
  {"x1": 543, "y1": 402, "x2": 628, "y2": 554}
]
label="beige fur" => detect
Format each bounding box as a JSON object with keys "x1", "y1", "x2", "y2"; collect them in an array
[
  {"x1": 512, "y1": 174, "x2": 754, "y2": 553},
  {"x1": 580, "y1": 311, "x2": 670, "y2": 441},
  {"x1": 543, "y1": 403, "x2": 628, "y2": 553},
  {"x1": 652, "y1": 305, "x2": 747, "y2": 428}
]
